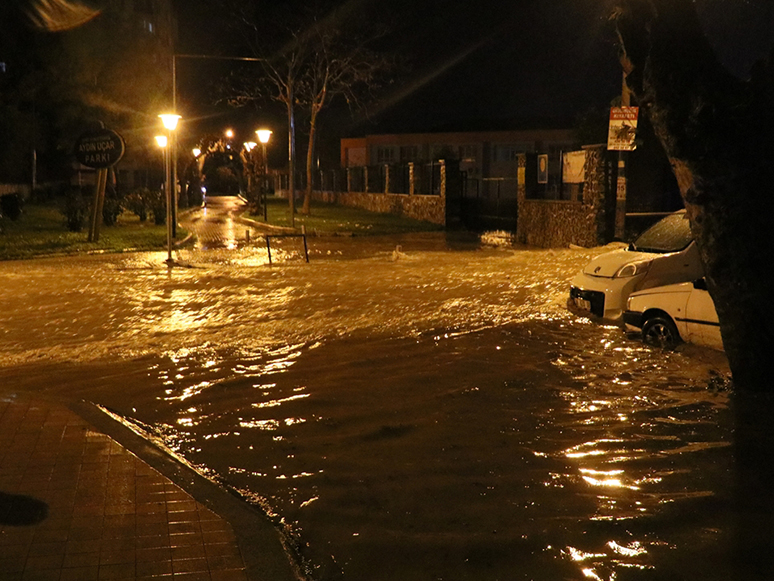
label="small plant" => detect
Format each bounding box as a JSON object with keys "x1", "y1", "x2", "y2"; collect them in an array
[
  {"x1": 125, "y1": 188, "x2": 150, "y2": 222},
  {"x1": 146, "y1": 189, "x2": 166, "y2": 225},
  {"x1": 0, "y1": 193, "x2": 23, "y2": 221},
  {"x1": 61, "y1": 186, "x2": 91, "y2": 232},
  {"x1": 102, "y1": 183, "x2": 124, "y2": 227}
]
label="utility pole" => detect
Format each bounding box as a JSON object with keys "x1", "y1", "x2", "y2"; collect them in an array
[{"x1": 615, "y1": 71, "x2": 631, "y2": 240}]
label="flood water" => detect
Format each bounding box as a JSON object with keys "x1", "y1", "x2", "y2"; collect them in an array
[{"x1": 0, "y1": 228, "x2": 738, "y2": 580}]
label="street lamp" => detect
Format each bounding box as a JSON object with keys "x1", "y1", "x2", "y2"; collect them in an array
[
  {"x1": 256, "y1": 129, "x2": 272, "y2": 222},
  {"x1": 159, "y1": 114, "x2": 181, "y2": 264},
  {"x1": 155, "y1": 134, "x2": 170, "y2": 260}
]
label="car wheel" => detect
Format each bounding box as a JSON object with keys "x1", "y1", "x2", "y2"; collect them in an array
[{"x1": 642, "y1": 315, "x2": 681, "y2": 349}]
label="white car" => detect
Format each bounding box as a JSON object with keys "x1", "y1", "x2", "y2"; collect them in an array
[
  {"x1": 623, "y1": 278, "x2": 723, "y2": 350},
  {"x1": 569, "y1": 210, "x2": 704, "y2": 321}
]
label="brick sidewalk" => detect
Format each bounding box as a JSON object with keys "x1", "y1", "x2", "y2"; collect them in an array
[{"x1": 0, "y1": 394, "x2": 298, "y2": 581}]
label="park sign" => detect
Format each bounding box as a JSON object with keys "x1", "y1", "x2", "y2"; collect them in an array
[{"x1": 75, "y1": 127, "x2": 125, "y2": 169}]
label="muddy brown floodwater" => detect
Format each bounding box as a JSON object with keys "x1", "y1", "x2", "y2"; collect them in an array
[{"x1": 0, "y1": 231, "x2": 735, "y2": 580}]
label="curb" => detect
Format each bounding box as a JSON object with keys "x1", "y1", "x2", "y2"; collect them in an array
[{"x1": 69, "y1": 400, "x2": 308, "y2": 581}]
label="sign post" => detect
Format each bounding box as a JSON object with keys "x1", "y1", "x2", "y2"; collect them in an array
[
  {"x1": 607, "y1": 107, "x2": 639, "y2": 239},
  {"x1": 75, "y1": 127, "x2": 125, "y2": 242}
]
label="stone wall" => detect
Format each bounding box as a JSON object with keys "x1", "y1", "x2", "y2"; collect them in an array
[
  {"x1": 516, "y1": 145, "x2": 614, "y2": 248},
  {"x1": 310, "y1": 190, "x2": 446, "y2": 225},
  {"x1": 280, "y1": 159, "x2": 458, "y2": 226}
]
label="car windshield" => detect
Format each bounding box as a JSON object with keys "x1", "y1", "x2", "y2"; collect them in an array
[{"x1": 631, "y1": 212, "x2": 693, "y2": 253}]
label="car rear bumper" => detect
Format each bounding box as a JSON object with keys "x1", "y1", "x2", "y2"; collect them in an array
[{"x1": 623, "y1": 310, "x2": 644, "y2": 330}]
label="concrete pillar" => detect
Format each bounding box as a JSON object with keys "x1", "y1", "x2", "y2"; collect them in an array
[{"x1": 384, "y1": 164, "x2": 391, "y2": 193}]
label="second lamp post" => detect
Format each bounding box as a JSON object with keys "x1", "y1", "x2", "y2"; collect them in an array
[
  {"x1": 159, "y1": 113, "x2": 181, "y2": 264},
  {"x1": 256, "y1": 129, "x2": 272, "y2": 222}
]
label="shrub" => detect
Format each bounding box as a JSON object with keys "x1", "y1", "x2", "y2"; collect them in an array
[
  {"x1": 124, "y1": 188, "x2": 149, "y2": 222},
  {"x1": 102, "y1": 182, "x2": 123, "y2": 227},
  {"x1": 62, "y1": 186, "x2": 91, "y2": 232},
  {"x1": 146, "y1": 189, "x2": 166, "y2": 225},
  {"x1": 0, "y1": 193, "x2": 23, "y2": 221}
]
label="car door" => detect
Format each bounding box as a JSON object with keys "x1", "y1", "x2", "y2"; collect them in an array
[{"x1": 684, "y1": 280, "x2": 723, "y2": 350}]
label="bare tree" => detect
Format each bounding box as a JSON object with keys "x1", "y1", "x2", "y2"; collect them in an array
[
  {"x1": 613, "y1": 0, "x2": 774, "y2": 392},
  {"x1": 224, "y1": 3, "x2": 309, "y2": 225},
  {"x1": 294, "y1": 16, "x2": 391, "y2": 214},
  {"x1": 224, "y1": 2, "x2": 392, "y2": 219}
]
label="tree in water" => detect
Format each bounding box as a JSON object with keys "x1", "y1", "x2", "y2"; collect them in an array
[
  {"x1": 613, "y1": 0, "x2": 774, "y2": 392},
  {"x1": 614, "y1": 2, "x2": 774, "y2": 576}
]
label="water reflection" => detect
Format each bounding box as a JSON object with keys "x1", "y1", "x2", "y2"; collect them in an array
[
  {"x1": 110, "y1": 321, "x2": 732, "y2": 581},
  {"x1": 0, "y1": 235, "x2": 735, "y2": 580}
]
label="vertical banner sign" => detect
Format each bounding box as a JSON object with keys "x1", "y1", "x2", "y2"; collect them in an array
[
  {"x1": 607, "y1": 107, "x2": 639, "y2": 151},
  {"x1": 74, "y1": 127, "x2": 125, "y2": 242}
]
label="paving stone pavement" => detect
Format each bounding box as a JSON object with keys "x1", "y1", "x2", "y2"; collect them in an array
[{"x1": 0, "y1": 393, "x2": 299, "y2": 581}]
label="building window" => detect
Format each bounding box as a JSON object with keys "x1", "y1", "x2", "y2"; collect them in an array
[
  {"x1": 492, "y1": 143, "x2": 535, "y2": 162},
  {"x1": 492, "y1": 145, "x2": 518, "y2": 162},
  {"x1": 135, "y1": 0, "x2": 154, "y2": 14},
  {"x1": 400, "y1": 146, "x2": 419, "y2": 162},
  {"x1": 431, "y1": 145, "x2": 457, "y2": 160},
  {"x1": 375, "y1": 147, "x2": 395, "y2": 164},
  {"x1": 459, "y1": 145, "x2": 477, "y2": 161}
]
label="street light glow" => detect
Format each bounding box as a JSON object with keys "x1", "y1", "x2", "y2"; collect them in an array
[
  {"x1": 256, "y1": 129, "x2": 272, "y2": 144},
  {"x1": 192, "y1": 147, "x2": 201, "y2": 157},
  {"x1": 244, "y1": 142, "x2": 257, "y2": 151},
  {"x1": 159, "y1": 114, "x2": 181, "y2": 131},
  {"x1": 155, "y1": 135, "x2": 168, "y2": 148},
  {"x1": 225, "y1": 129, "x2": 234, "y2": 139}
]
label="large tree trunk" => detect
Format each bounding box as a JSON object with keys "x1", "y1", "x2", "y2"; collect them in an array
[
  {"x1": 615, "y1": 3, "x2": 774, "y2": 576},
  {"x1": 615, "y1": 0, "x2": 774, "y2": 392}
]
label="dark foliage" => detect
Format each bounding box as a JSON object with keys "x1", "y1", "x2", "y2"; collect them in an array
[
  {"x1": 61, "y1": 185, "x2": 91, "y2": 232},
  {"x1": 146, "y1": 189, "x2": 166, "y2": 225},
  {"x1": 124, "y1": 188, "x2": 150, "y2": 222},
  {"x1": 101, "y1": 183, "x2": 123, "y2": 227},
  {"x1": 0, "y1": 194, "x2": 23, "y2": 221}
]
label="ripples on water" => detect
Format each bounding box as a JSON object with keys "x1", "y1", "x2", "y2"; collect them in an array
[
  {"x1": 131, "y1": 321, "x2": 731, "y2": 581},
  {"x1": 0, "y1": 236, "x2": 734, "y2": 580}
]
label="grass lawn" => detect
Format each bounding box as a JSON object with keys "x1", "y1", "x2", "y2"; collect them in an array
[
  {"x1": 0, "y1": 203, "x2": 177, "y2": 261},
  {"x1": 248, "y1": 197, "x2": 443, "y2": 236}
]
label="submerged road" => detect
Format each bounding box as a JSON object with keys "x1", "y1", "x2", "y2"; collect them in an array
[{"x1": 0, "y1": 200, "x2": 740, "y2": 581}]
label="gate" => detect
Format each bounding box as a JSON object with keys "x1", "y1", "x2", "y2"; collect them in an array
[{"x1": 460, "y1": 177, "x2": 518, "y2": 230}]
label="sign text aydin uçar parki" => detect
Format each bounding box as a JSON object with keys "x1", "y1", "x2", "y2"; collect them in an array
[{"x1": 75, "y1": 128, "x2": 125, "y2": 169}]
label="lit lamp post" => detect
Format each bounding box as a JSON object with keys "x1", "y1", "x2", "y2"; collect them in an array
[
  {"x1": 155, "y1": 133, "x2": 168, "y2": 210},
  {"x1": 159, "y1": 114, "x2": 181, "y2": 264},
  {"x1": 256, "y1": 129, "x2": 272, "y2": 222}
]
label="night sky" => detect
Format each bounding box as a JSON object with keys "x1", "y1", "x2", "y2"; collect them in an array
[{"x1": 171, "y1": 0, "x2": 773, "y2": 155}]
